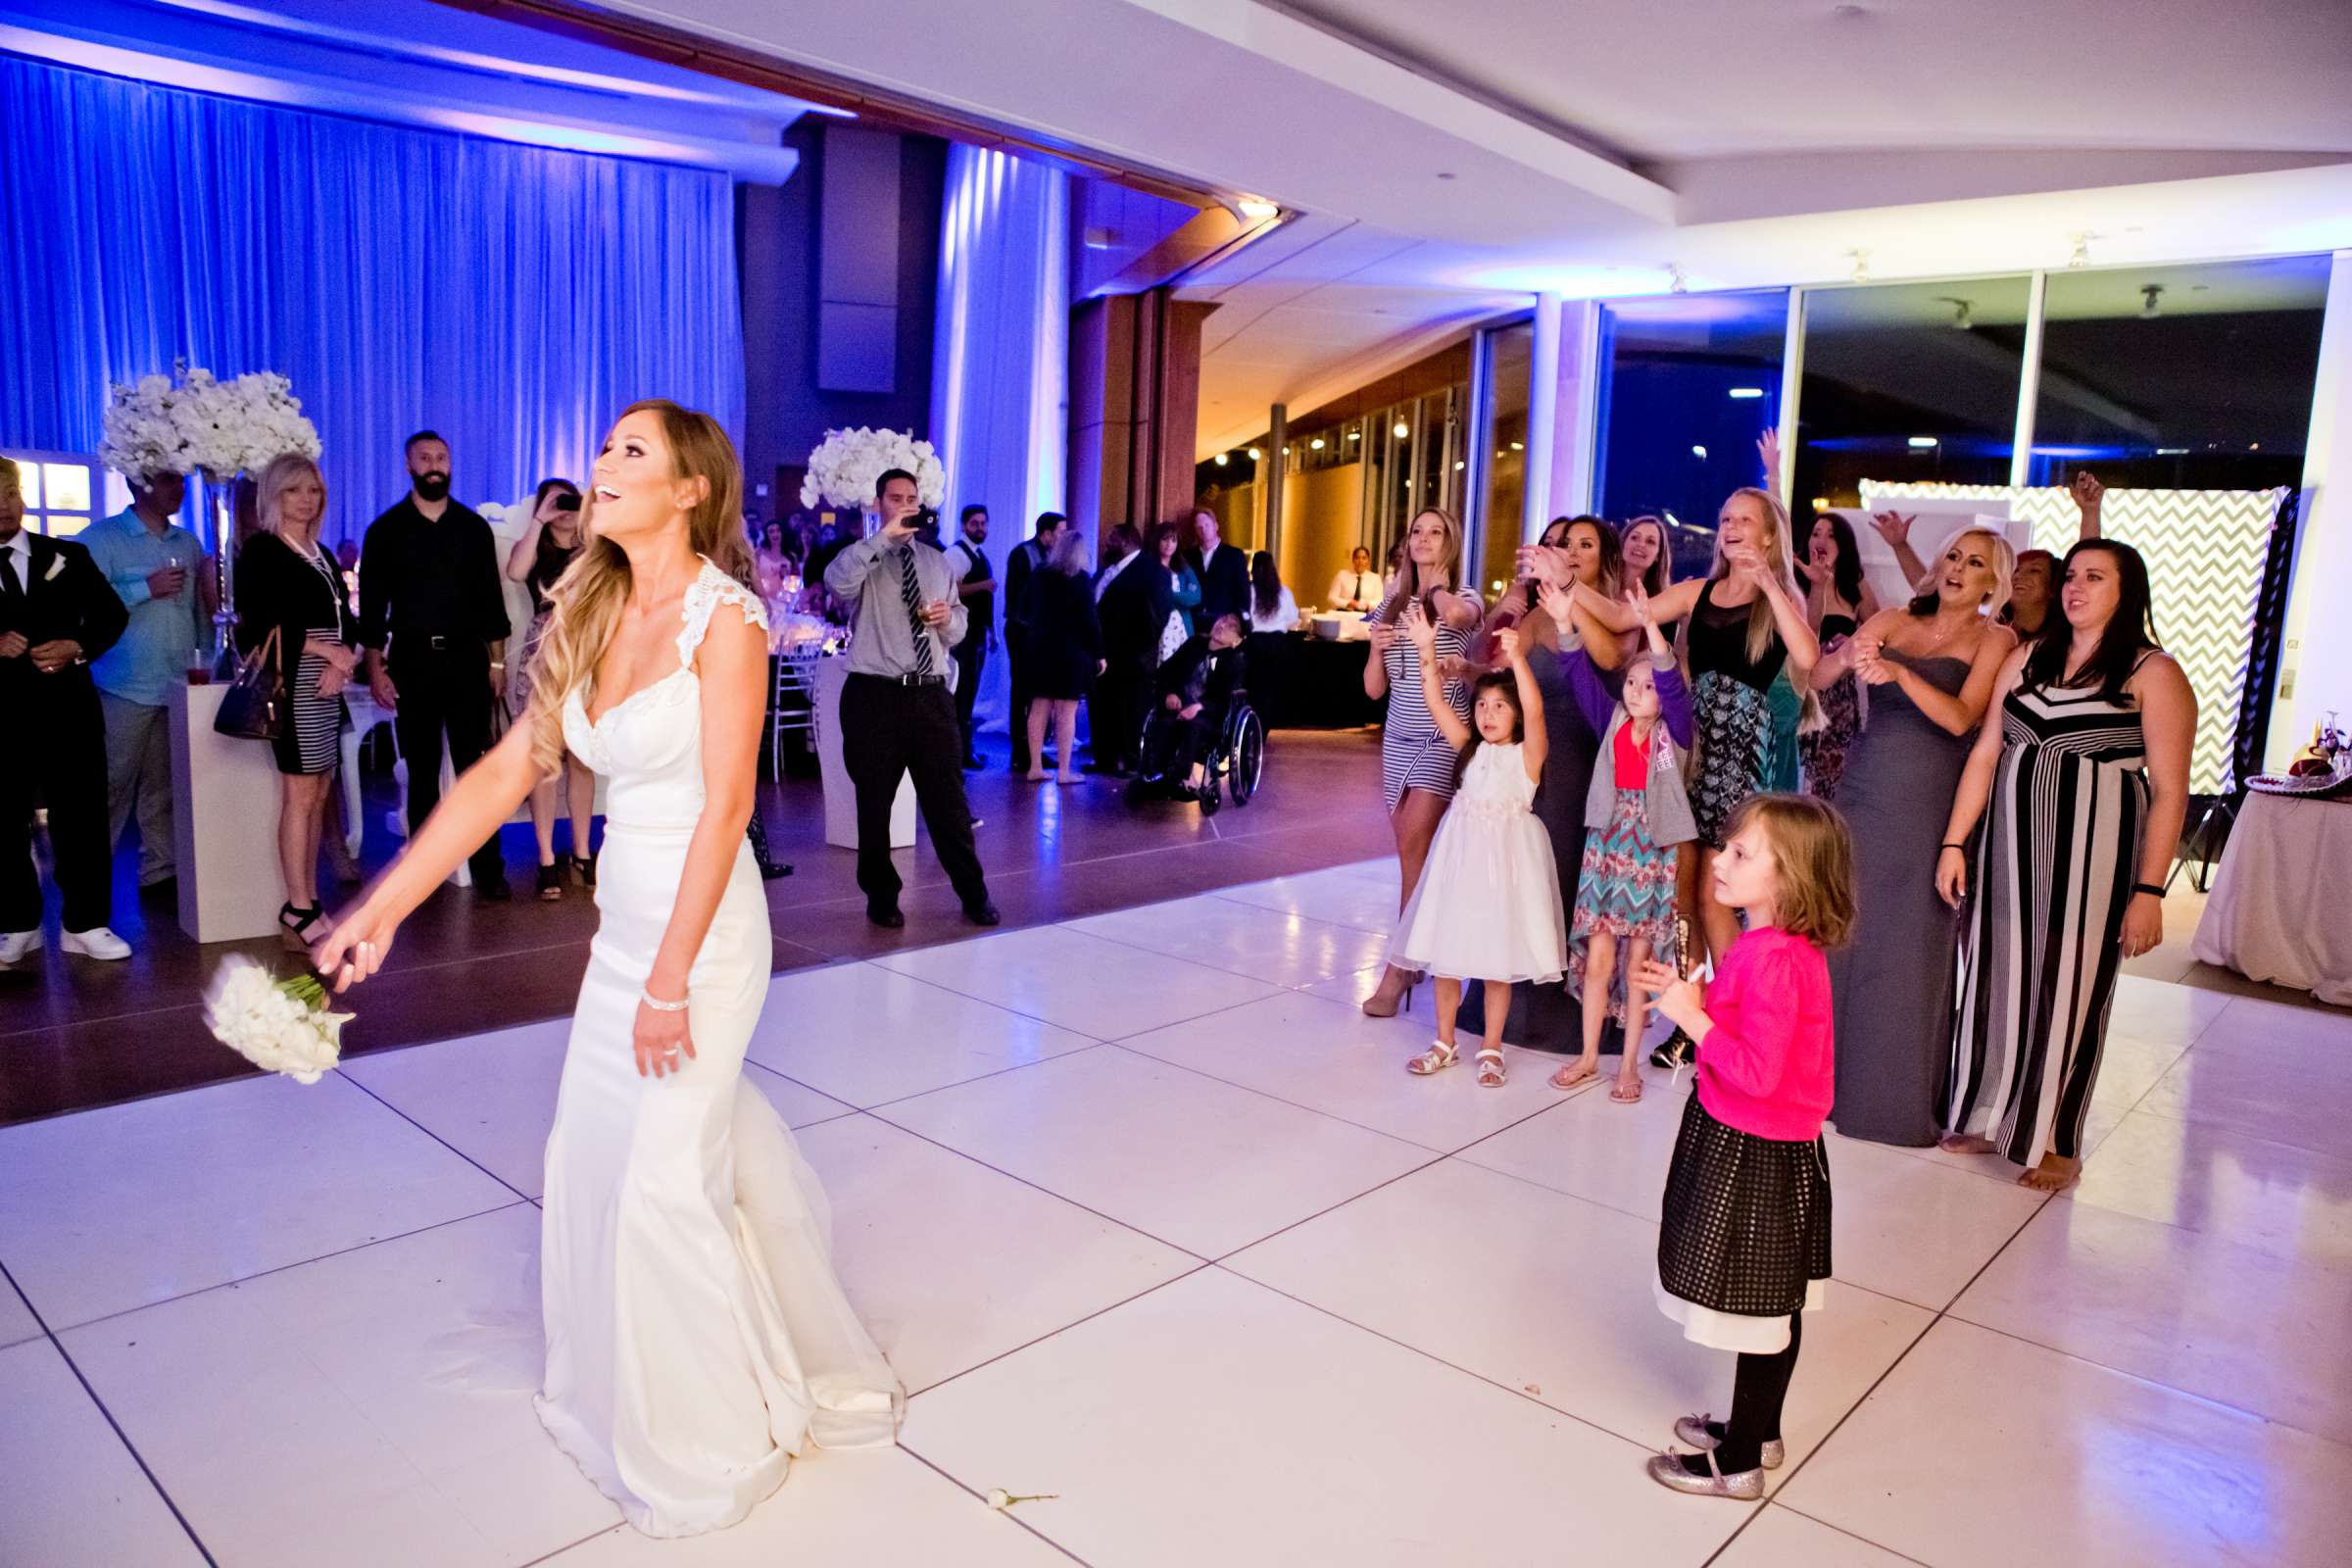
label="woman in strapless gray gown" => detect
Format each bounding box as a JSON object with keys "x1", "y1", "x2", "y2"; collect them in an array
[{"x1": 1827, "y1": 650, "x2": 1975, "y2": 1145}]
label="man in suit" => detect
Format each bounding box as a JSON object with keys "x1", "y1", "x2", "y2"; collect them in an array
[
  {"x1": 947, "y1": 504, "x2": 994, "y2": 769},
  {"x1": 0, "y1": 462, "x2": 134, "y2": 962},
  {"x1": 1002, "y1": 510, "x2": 1062, "y2": 773},
  {"x1": 1091, "y1": 522, "x2": 1162, "y2": 776},
  {"x1": 1190, "y1": 508, "x2": 1250, "y2": 633}
]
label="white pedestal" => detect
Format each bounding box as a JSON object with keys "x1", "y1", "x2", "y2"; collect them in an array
[
  {"x1": 814, "y1": 658, "x2": 913, "y2": 851},
  {"x1": 171, "y1": 684, "x2": 288, "y2": 944}
]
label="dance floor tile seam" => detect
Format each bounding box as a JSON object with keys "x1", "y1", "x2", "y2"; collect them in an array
[{"x1": 885, "y1": 1446, "x2": 1098, "y2": 1568}]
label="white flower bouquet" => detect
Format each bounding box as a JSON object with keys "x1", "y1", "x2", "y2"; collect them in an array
[
  {"x1": 800, "y1": 426, "x2": 945, "y2": 513},
  {"x1": 203, "y1": 955, "x2": 354, "y2": 1085},
  {"x1": 99, "y1": 362, "x2": 320, "y2": 480}
]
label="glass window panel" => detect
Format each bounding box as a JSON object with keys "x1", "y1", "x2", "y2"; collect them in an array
[
  {"x1": 1594, "y1": 289, "x2": 1788, "y2": 579},
  {"x1": 42, "y1": 463, "x2": 90, "y2": 513},
  {"x1": 1476, "y1": 319, "x2": 1534, "y2": 601},
  {"x1": 2032, "y1": 255, "x2": 2328, "y2": 489},
  {"x1": 43, "y1": 515, "x2": 91, "y2": 538},
  {"x1": 1794, "y1": 276, "x2": 2031, "y2": 512}
]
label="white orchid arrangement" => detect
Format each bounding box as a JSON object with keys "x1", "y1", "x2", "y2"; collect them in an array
[
  {"x1": 800, "y1": 426, "x2": 945, "y2": 513},
  {"x1": 203, "y1": 955, "x2": 354, "y2": 1085},
  {"x1": 99, "y1": 362, "x2": 321, "y2": 480}
]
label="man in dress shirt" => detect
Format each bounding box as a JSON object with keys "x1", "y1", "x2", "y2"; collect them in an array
[
  {"x1": 358, "y1": 430, "x2": 514, "y2": 900},
  {"x1": 0, "y1": 463, "x2": 133, "y2": 962},
  {"x1": 1190, "y1": 509, "x2": 1250, "y2": 632},
  {"x1": 1327, "y1": 546, "x2": 1381, "y2": 612},
  {"x1": 947, "y1": 504, "x2": 995, "y2": 769},
  {"x1": 81, "y1": 469, "x2": 199, "y2": 888},
  {"x1": 824, "y1": 467, "x2": 998, "y2": 931},
  {"x1": 1001, "y1": 510, "x2": 1062, "y2": 773}
]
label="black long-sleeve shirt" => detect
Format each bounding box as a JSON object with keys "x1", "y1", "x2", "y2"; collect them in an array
[{"x1": 357, "y1": 496, "x2": 508, "y2": 655}]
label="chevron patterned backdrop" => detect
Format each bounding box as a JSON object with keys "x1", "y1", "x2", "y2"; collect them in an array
[{"x1": 1861, "y1": 482, "x2": 2288, "y2": 795}]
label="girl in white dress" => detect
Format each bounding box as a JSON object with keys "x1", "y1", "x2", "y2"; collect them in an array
[
  {"x1": 318, "y1": 401, "x2": 901, "y2": 1537},
  {"x1": 1390, "y1": 604, "x2": 1566, "y2": 1088}
]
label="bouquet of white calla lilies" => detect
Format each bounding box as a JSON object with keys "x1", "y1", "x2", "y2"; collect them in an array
[{"x1": 203, "y1": 955, "x2": 354, "y2": 1084}]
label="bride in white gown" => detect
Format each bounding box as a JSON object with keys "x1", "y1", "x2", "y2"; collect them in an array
[{"x1": 318, "y1": 401, "x2": 901, "y2": 1537}]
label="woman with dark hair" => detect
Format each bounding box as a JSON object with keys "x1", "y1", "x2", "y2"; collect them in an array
[
  {"x1": 506, "y1": 478, "x2": 595, "y2": 897},
  {"x1": 1151, "y1": 521, "x2": 1202, "y2": 661},
  {"x1": 1936, "y1": 540, "x2": 2195, "y2": 1191},
  {"x1": 1816, "y1": 528, "x2": 2015, "y2": 1146},
  {"x1": 1023, "y1": 527, "x2": 1105, "y2": 785},
  {"x1": 1796, "y1": 510, "x2": 1879, "y2": 802},
  {"x1": 1248, "y1": 550, "x2": 1298, "y2": 631}
]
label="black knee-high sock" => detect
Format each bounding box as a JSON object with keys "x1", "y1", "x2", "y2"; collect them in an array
[{"x1": 1715, "y1": 1313, "x2": 1801, "y2": 1472}]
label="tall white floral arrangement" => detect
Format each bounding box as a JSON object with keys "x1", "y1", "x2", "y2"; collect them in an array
[
  {"x1": 799, "y1": 426, "x2": 945, "y2": 512},
  {"x1": 98, "y1": 362, "x2": 320, "y2": 480}
]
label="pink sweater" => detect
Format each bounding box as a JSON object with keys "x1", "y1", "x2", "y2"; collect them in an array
[{"x1": 1694, "y1": 927, "x2": 1836, "y2": 1144}]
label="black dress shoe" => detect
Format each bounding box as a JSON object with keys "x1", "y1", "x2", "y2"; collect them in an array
[
  {"x1": 757, "y1": 859, "x2": 794, "y2": 881},
  {"x1": 477, "y1": 874, "x2": 513, "y2": 903},
  {"x1": 867, "y1": 904, "x2": 906, "y2": 929},
  {"x1": 963, "y1": 901, "x2": 1002, "y2": 927},
  {"x1": 1650, "y1": 1027, "x2": 1695, "y2": 1069}
]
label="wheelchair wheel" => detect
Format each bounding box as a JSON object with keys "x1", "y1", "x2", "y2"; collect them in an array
[
  {"x1": 1198, "y1": 774, "x2": 1222, "y2": 816},
  {"x1": 1229, "y1": 710, "x2": 1265, "y2": 806}
]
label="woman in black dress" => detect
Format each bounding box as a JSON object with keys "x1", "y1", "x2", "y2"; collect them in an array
[
  {"x1": 1022, "y1": 527, "x2": 1104, "y2": 785},
  {"x1": 237, "y1": 453, "x2": 357, "y2": 950},
  {"x1": 506, "y1": 478, "x2": 593, "y2": 898}
]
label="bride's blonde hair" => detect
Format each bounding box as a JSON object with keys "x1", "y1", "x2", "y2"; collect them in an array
[{"x1": 525, "y1": 400, "x2": 750, "y2": 777}]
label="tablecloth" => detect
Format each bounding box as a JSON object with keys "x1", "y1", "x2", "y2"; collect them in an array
[{"x1": 2192, "y1": 791, "x2": 2352, "y2": 1004}]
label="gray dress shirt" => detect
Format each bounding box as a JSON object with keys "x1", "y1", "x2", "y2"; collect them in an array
[{"x1": 823, "y1": 531, "x2": 968, "y2": 679}]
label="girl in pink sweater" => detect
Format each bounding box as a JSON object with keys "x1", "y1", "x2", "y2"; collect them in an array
[{"x1": 1632, "y1": 793, "x2": 1855, "y2": 1500}]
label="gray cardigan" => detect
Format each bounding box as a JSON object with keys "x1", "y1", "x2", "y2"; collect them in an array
[{"x1": 1568, "y1": 650, "x2": 1698, "y2": 847}]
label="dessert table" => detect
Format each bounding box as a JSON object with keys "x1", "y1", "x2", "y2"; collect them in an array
[{"x1": 2192, "y1": 790, "x2": 2352, "y2": 1004}]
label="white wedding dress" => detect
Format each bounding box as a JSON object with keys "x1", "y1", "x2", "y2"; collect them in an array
[{"x1": 542, "y1": 560, "x2": 901, "y2": 1537}]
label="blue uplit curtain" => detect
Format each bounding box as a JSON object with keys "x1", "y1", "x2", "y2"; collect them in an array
[
  {"x1": 0, "y1": 54, "x2": 745, "y2": 546},
  {"x1": 930, "y1": 145, "x2": 1068, "y2": 733}
]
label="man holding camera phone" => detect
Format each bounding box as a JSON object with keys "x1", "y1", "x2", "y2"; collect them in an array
[{"x1": 823, "y1": 467, "x2": 997, "y2": 931}]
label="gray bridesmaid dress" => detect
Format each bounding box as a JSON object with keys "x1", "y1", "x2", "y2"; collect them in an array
[{"x1": 1827, "y1": 650, "x2": 1974, "y2": 1146}]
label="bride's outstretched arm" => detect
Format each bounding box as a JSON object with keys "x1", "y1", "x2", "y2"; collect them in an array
[
  {"x1": 318, "y1": 718, "x2": 540, "y2": 987},
  {"x1": 646, "y1": 600, "x2": 766, "y2": 1006}
]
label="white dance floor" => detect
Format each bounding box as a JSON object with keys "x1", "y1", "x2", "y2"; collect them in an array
[{"x1": 5, "y1": 859, "x2": 2350, "y2": 1567}]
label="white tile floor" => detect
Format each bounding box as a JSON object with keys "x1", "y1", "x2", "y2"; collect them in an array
[{"x1": 3, "y1": 860, "x2": 2349, "y2": 1567}]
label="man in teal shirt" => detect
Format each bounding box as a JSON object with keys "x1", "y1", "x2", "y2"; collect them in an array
[{"x1": 81, "y1": 470, "x2": 199, "y2": 887}]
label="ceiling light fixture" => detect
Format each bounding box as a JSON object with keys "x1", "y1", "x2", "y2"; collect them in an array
[
  {"x1": 1509, "y1": 441, "x2": 1524, "y2": 452},
  {"x1": 1691, "y1": 445, "x2": 1708, "y2": 460},
  {"x1": 1309, "y1": 437, "x2": 1326, "y2": 451},
  {"x1": 1668, "y1": 263, "x2": 1689, "y2": 295},
  {"x1": 1728, "y1": 387, "x2": 1765, "y2": 400},
  {"x1": 1846, "y1": 248, "x2": 1871, "y2": 283},
  {"x1": 1236, "y1": 197, "x2": 1279, "y2": 221},
  {"x1": 2140, "y1": 284, "x2": 2165, "y2": 320},
  {"x1": 1347, "y1": 430, "x2": 1361, "y2": 441},
  {"x1": 1393, "y1": 421, "x2": 1410, "y2": 439},
  {"x1": 1908, "y1": 436, "x2": 1939, "y2": 449},
  {"x1": 1247, "y1": 447, "x2": 1262, "y2": 461},
  {"x1": 1938, "y1": 297, "x2": 1974, "y2": 331},
  {"x1": 2068, "y1": 232, "x2": 2092, "y2": 270},
  {"x1": 1213, "y1": 453, "x2": 1229, "y2": 466}
]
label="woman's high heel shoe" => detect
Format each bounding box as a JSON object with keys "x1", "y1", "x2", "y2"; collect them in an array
[
  {"x1": 277, "y1": 902, "x2": 324, "y2": 953},
  {"x1": 1361, "y1": 965, "x2": 1421, "y2": 1019}
]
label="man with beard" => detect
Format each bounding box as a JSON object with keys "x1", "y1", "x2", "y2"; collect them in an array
[{"x1": 359, "y1": 430, "x2": 514, "y2": 899}]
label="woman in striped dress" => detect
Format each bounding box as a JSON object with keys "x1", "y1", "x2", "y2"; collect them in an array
[
  {"x1": 236, "y1": 453, "x2": 358, "y2": 951},
  {"x1": 1936, "y1": 541, "x2": 2195, "y2": 1191},
  {"x1": 1360, "y1": 508, "x2": 1482, "y2": 1017}
]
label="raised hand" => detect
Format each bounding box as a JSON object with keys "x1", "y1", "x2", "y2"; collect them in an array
[
  {"x1": 1756, "y1": 428, "x2": 1783, "y2": 487},
  {"x1": 1869, "y1": 511, "x2": 1914, "y2": 549},
  {"x1": 2072, "y1": 469, "x2": 2106, "y2": 515},
  {"x1": 1628, "y1": 580, "x2": 1654, "y2": 626},
  {"x1": 1537, "y1": 578, "x2": 1576, "y2": 632},
  {"x1": 1399, "y1": 597, "x2": 1438, "y2": 653},
  {"x1": 1496, "y1": 625, "x2": 1525, "y2": 665}
]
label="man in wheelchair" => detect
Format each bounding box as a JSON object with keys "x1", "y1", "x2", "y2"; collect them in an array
[{"x1": 1132, "y1": 612, "x2": 1246, "y2": 803}]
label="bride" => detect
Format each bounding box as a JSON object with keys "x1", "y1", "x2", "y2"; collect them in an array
[{"x1": 318, "y1": 400, "x2": 902, "y2": 1536}]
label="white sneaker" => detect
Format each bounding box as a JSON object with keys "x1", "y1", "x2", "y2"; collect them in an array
[
  {"x1": 61, "y1": 927, "x2": 132, "y2": 961},
  {"x1": 0, "y1": 929, "x2": 39, "y2": 964}
]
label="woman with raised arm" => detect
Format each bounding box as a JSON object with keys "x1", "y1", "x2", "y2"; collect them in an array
[
  {"x1": 1359, "y1": 508, "x2": 1483, "y2": 1017},
  {"x1": 1794, "y1": 510, "x2": 1879, "y2": 802},
  {"x1": 1816, "y1": 528, "x2": 2015, "y2": 1146},
  {"x1": 1936, "y1": 539, "x2": 2194, "y2": 1191},
  {"x1": 1571, "y1": 490, "x2": 1817, "y2": 1024},
  {"x1": 318, "y1": 402, "x2": 900, "y2": 1537},
  {"x1": 505, "y1": 477, "x2": 596, "y2": 897}
]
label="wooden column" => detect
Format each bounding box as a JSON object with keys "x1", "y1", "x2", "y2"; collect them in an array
[{"x1": 1066, "y1": 287, "x2": 1217, "y2": 548}]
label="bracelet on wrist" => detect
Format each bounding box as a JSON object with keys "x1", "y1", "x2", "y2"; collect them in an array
[
  {"x1": 2132, "y1": 882, "x2": 2165, "y2": 900},
  {"x1": 1940, "y1": 842, "x2": 1967, "y2": 853},
  {"x1": 640, "y1": 989, "x2": 689, "y2": 1013}
]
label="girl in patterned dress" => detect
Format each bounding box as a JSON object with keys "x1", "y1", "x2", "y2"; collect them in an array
[
  {"x1": 1635, "y1": 795, "x2": 1855, "y2": 1501},
  {"x1": 1544, "y1": 583, "x2": 1694, "y2": 1102},
  {"x1": 1936, "y1": 541, "x2": 2195, "y2": 1192},
  {"x1": 1794, "y1": 511, "x2": 1878, "y2": 802}
]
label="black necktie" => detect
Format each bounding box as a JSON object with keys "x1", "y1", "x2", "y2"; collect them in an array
[
  {"x1": 0, "y1": 546, "x2": 22, "y2": 600},
  {"x1": 898, "y1": 545, "x2": 936, "y2": 678}
]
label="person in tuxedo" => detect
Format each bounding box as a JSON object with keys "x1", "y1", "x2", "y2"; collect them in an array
[
  {"x1": 1190, "y1": 508, "x2": 1250, "y2": 633},
  {"x1": 947, "y1": 504, "x2": 995, "y2": 769},
  {"x1": 0, "y1": 463, "x2": 133, "y2": 963},
  {"x1": 1003, "y1": 511, "x2": 1062, "y2": 773},
  {"x1": 359, "y1": 430, "x2": 514, "y2": 900},
  {"x1": 1093, "y1": 522, "x2": 1166, "y2": 776},
  {"x1": 824, "y1": 468, "x2": 998, "y2": 931}
]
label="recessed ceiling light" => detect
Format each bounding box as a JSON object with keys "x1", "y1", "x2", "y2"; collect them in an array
[
  {"x1": 1393, "y1": 421, "x2": 1410, "y2": 439},
  {"x1": 1247, "y1": 447, "x2": 1262, "y2": 460},
  {"x1": 1453, "y1": 461, "x2": 1465, "y2": 471},
  {"x1": 1728, "y1": 387, "x2": 1765, "y2": 400},
  {"x1": 1436, "y1": 172, "x2": 1456, "y2": 180},
  {"x1": 1908, "y1": 436, "x2": 1939, "y2": 448},
  {"x1": 1213, "y1": 453, "x2": 1228, "y2": 466},
  {"x1": 1509, "y1": 441, "x2": 1524, "y2": 451},
  {"x1": 1347, "y1": 430, "x2": 1361, "y2": 441},
  {"x1": 1691, "y1": 445, "x2": 1708, "y2": 460},
  {"x1": 1309, "y1": 437, "x2": 1326, "y2": 451}
]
